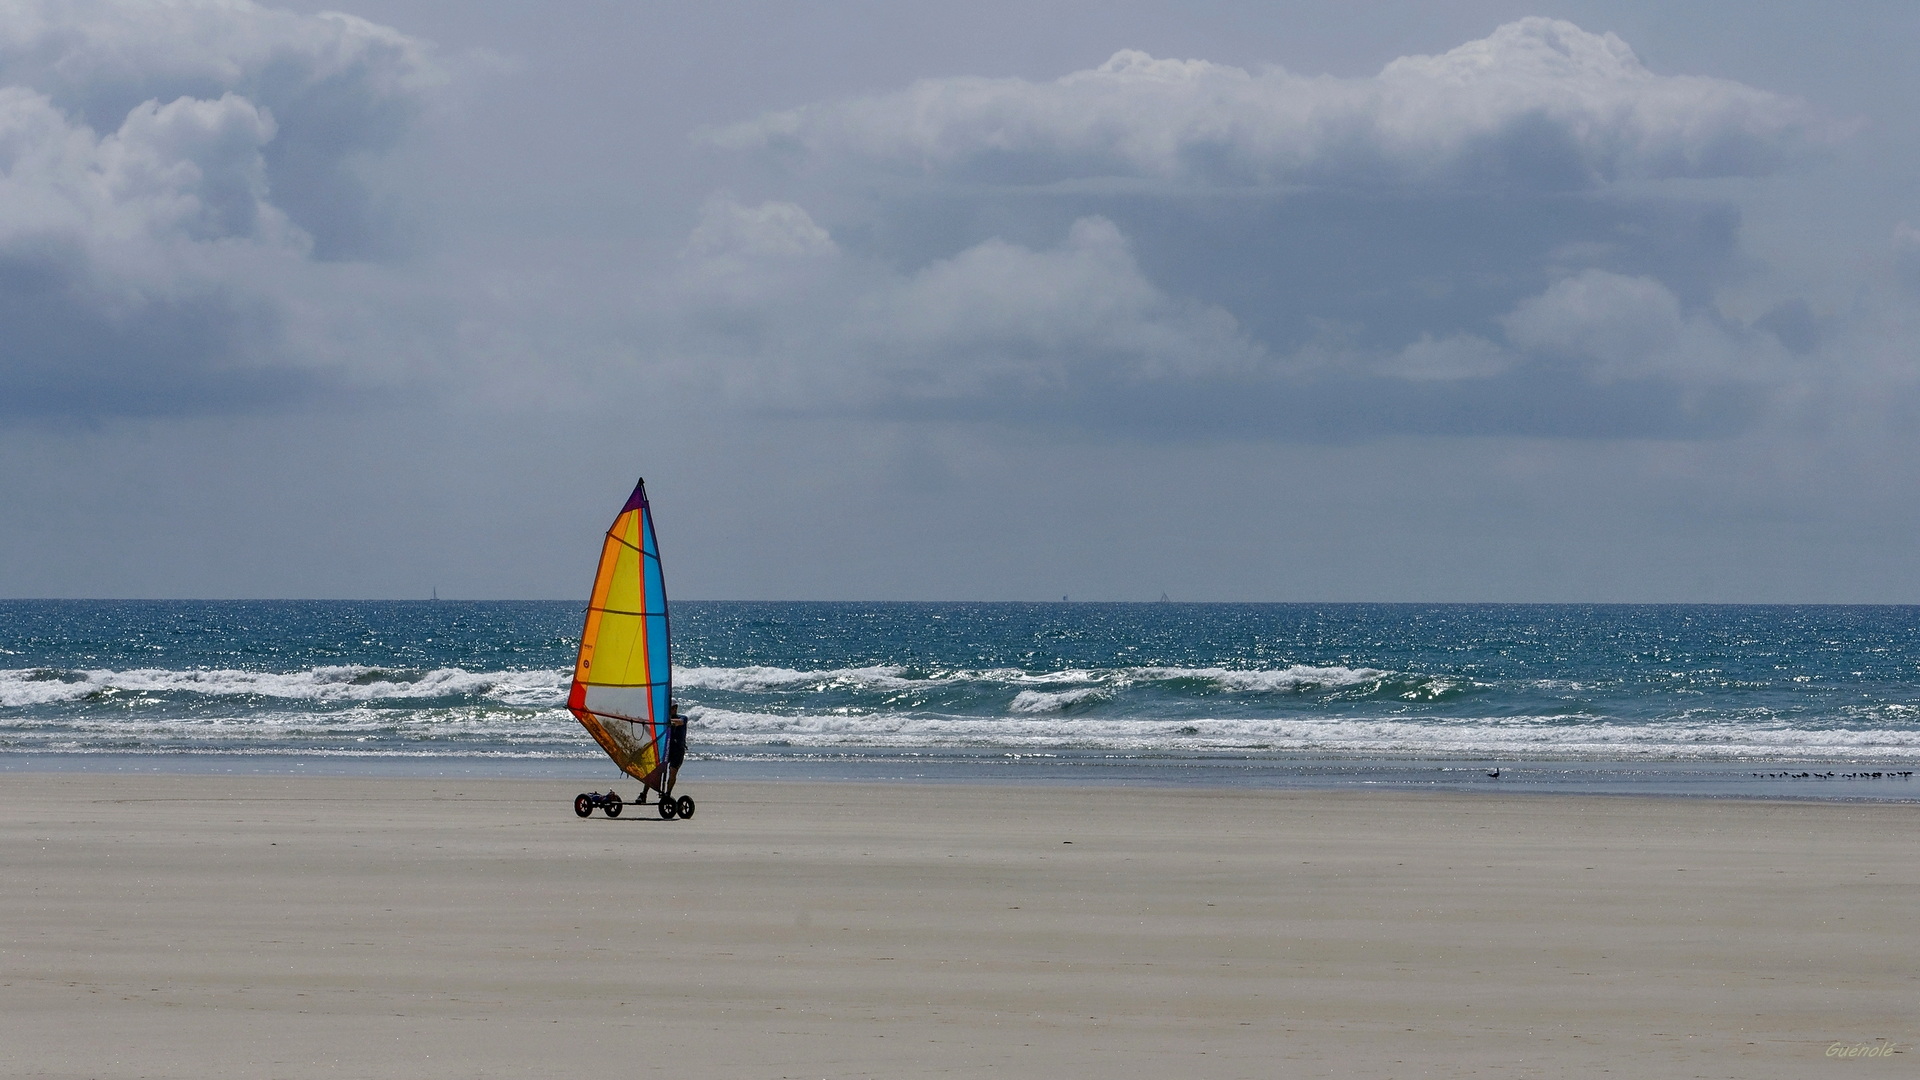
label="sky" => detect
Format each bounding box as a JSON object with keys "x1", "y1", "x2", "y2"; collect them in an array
[{"x1": 2, "y1": 0, "x2": 1919, "y2": 602}]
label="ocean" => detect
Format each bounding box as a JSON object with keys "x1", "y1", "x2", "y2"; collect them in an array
[{"x1": 5, "y1": 600, "x2": 1920, "y2": 798}]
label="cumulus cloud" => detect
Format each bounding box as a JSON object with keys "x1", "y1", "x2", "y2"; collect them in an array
[
  {"x1": 0, "y1": 0, "x2": 441, "y2": 255},
  {"x1": 710, "y1": 17, "x2": 1828, "y2": 191},
  {"x1": 666, "y1": 202, "x2": 1784, "y2": 439},
  {"x1": 673, "y1": 202, "x2": 1260, "y2": 412},
  {"x1": 0, "y1": 0, "x2": 443, "y2": 421},
  {"x1": 680, "y1": 195, "x2": 839, "y2": 302},
  {"x1": 678, "y1": 18, "x2": 1847, "y2": 441},
  {"x1": 867, "y1": 216, "x2": 1259, "y2": 391},
  {"x1": 1504, "y1": 270, "x2": 1687, "y2": 372},
  {"x1": 1502, "y1": 269, "x2": 1793, "y2": 383},
  {"x1": 1378, "y1": 333, "x2": 1517, "y2": 382}
]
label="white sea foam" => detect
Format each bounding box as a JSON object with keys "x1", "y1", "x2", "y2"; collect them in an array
[
  {"x1": 0, "y1": 703, "x2": 581, "y2": 751},
  {"x1": 6, "y1": 696, "x2": 1920, "y2": 760},
  {"x1": 0, "y1": 666, "x2": 570, "y2": 708},
  {"x1": 8, "y1": 660, "x2": 1918, "y2": 762},
  {"x1": 1134, "y1": 665, "x2": 1387, "y2": 691},
  {"x1": 672, "y1": 664, "x2": 922, "y2": 692},
  {"x1": 1005, "y1": 668, "x2": 1108, "y2": 685},
  {"x1": 669, "y1": 662, "x2": 1406, "y2": 695},
  {"x1": 1008, "y1": 688, "x2": 1110, "y2": 713},
  {"x1": 674, "y1": 707, "x2": 1920, "y2": 760}
]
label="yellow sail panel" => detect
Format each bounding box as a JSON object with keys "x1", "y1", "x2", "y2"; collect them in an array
[
  {"x1": 589, "y1": 550, "x2": 646, "y2": 681},
  {"x1": 568, "y1": 479, "x2": 671, "y2": 786}
]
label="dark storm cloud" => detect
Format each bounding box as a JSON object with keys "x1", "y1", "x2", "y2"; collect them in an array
[
  {"x1": 682, "y1": 18, "x2": 1835, "y2": 442},
  {"x1": 0, "y1": 1, "x2": 443, "y2": 422},
  {"x1": 0, "y1": 244, "x2": 314, "y2": 420}
]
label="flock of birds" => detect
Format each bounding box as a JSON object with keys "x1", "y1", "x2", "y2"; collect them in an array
[
  {"x1": 1478, "y1": 768, "x2": 1913, "y2": 781},
  {"x1": 1750, "y1": 770, "x2": 1914, "y2": 780}
]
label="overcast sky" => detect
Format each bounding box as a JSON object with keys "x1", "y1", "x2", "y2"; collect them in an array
[{"x1": 2, "y1": 0, "x2": 1918, "y2": 602}]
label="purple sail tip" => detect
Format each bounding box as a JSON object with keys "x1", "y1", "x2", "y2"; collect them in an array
[{"x1": 620, "y1": 478, "x2": 649, "y2": 513}]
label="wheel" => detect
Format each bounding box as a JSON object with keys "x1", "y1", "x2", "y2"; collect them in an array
[
  {"x1": 573, "y1": 793, "x2": 593, "y2": 818},
  {"x1": 657, "y1": 796, "x2": 678, "y2": 820},
  {"x1": 604, "y1": 792, "x2": 623, "y2": 818},
  {"x1": 675, "y1": 794, "x2": 695, "y2": 819}
]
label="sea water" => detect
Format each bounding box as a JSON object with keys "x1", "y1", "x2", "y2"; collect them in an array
[{"x1": 4, "y1": 600, "x2": 1920, "y2": 797}]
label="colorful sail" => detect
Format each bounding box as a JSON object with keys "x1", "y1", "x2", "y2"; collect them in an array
[{"x1": 568, "y1": 479, "x2": 672, "y2": 787}]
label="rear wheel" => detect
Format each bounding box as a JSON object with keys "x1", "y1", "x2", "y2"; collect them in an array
[
  {"x1": 604, "y1": 792, "x2": 623, "y2": 818},
  {"x1": 573, "y1": 793, "x2": 593, "y2": 818},
  {"x1": 657, "y1": 797, "x2": 678, "y2": 820},
  {"x1": 676, "y1": 794, "x2": 695, "y2": 819}
]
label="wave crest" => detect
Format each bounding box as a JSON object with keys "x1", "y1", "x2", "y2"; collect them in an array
[
  {"x1": 0, "y1": 666, "x2": 568, "y2": 708},
  {"x1": 1009, "y1": 688, "x2": 1110, "y2": 713},
  {"x1": 673, "y1": 664, "x2": 916, "y2": 692}
]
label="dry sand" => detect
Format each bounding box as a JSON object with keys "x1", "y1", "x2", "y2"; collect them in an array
[{"x1": 3, "y1": 774, "x2": 1916, "y2": 1079}]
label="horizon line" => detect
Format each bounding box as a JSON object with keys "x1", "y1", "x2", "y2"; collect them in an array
[{"x1": 6, "y1": 597, "x2": 1920, "y2": 608}]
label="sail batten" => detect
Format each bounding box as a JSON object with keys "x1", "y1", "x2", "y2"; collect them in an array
[{"x1": 568, "y1": 478, "x2": 672, "y2": 787}]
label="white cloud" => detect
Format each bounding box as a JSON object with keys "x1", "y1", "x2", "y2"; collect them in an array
[
  {"x1": 680, "y1": 195, "x2": 839, "y2": 303},
  {"x1": 1379, "y1": 333, "x2": 1516, "y2": 382},
  {"x1": 1503, "y1": 270, "x2": 1685, "y2": 369},
  {"x1": 0, "y1": 0, "x2": 443, "y2": 253},
  {"x1": 1501, "y1": 269, "x2": 1781, "y2": 382},
  {"x1": 665, "y1": 193, "x2": 1817, "y2": 438},
  {"x1": 673, "y1": 204, "x2": 1260, "y2": 410},
  {"x1": 710, "y1": 17, "x2": 1827, "y2": 191},
  {"x1": 683, "y1": 17, "x2": 1855, "y2": 442},
  {"x1": 866, "y1": 216, "x2": 1258, "y2": 391},
  {"x1": 686, "y1": 197, "x2": 838, "y2": 262},
  {"x1": 0, "y1": 83, "x2": 296, "y2": 246},
  {"x1": 96, "y1": 93, "x2": 285, "y2": 243},
  {"x1": 0, "y1": 0, "x2": 445, "y2": 419},
  {"x1": 0, "y1": 0, "x2": 436, "y2": 88}
]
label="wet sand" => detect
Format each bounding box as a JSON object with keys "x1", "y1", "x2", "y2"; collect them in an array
[{"x1": 3, "y1": 775, "x2": 1915, "y2": 1078}]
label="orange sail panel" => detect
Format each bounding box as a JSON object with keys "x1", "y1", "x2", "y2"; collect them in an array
[{"x1": 568, "y1": 479, "x2": 672, "y2": 787}]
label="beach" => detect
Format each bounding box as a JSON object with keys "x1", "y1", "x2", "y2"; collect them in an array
[{"x1": 3, "y1": 776, "x2": 1915, "y2": 1079}]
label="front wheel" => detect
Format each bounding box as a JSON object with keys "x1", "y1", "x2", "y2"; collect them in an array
[
  {"x1": 675, "y1": 794, "x2": 695, "y2": 820},
  {"x1": 604, "y1": 792, "x2": 623, "y2": 818},
  {"x1": 573, "y1": 793, "x2": 593, "y2": 818}
]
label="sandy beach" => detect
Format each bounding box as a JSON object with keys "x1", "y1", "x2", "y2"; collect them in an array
[{"x1": 3, "y1": 775, "x2": 1915, "y2": 1079}]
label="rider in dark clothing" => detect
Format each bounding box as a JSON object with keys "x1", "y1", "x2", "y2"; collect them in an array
[{"x1": 664, "y1": 701, "x2": 688, "y2": 796}]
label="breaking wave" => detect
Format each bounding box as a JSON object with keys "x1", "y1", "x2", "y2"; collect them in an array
[
  {"x1": 671, "y1": 662, "x2": 1453, "y2": 701},
  {"x1": 0, "y1": 665, "x2": 568, "y2": 709},
  {"x1": 683, "y1": 707, "x2": 1920, "y2": 760},
  {"x1": 6, "y1": 626, "x2": 1920, "y2": 763},
  {"x1": 1009, "y1": 687, "x2": 1111, "y2": 713},
  {"x1": 1, "y1": 662, "x2": 1421, "y2": 710}
]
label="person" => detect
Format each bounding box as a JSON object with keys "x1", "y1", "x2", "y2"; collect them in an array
[{"x1": 663, "y1": 701, "x2": 689, "y2": 796}]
